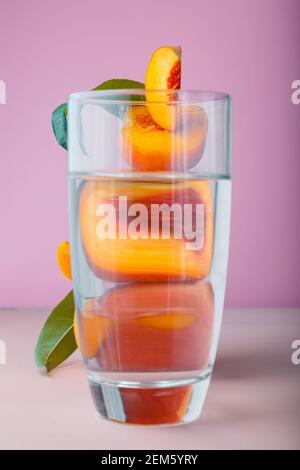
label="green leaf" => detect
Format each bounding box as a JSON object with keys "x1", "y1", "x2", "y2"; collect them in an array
[
  {"x1": 52, "y1": 103, "x2": 68, "y2": 150},
  {"x1": 92, "y1": 78, "x2": 144, "y2": 93},
  {"x1": 52, "y1": 78, "x2": 144, "y2": 150},
  {"x1": 35, "y1": 291, "x2": 77, "y2": 372}
]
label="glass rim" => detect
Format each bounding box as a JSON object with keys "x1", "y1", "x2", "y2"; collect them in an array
[{"x1": 68, "y1": 88, "x2": 231, "y2": 105}]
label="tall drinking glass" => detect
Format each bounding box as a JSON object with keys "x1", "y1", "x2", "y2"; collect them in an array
[{"x1": 68, "y1": 90, "x2": 231, "y2": 425}]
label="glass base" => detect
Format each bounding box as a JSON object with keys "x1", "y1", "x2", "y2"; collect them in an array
[{"x1": 88, "y1": 372, "x2": 211, "y2": 426}]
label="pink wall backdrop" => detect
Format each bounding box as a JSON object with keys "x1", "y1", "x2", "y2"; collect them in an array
[{"x1": 0, "y1": 0, "x2": 299, "y2": 308}]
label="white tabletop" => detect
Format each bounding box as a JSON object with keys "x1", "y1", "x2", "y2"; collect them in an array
[{"x1": 0, "y1": 308, "x2": 299, "y2": 450}]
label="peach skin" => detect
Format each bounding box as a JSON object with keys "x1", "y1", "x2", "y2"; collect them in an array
[
  {"x1": 121, "y1": 105, "x2": 208, "y2": 171},
  {"x1": 93, "y1": 281, "x2": 214, "y2": 373},
  {"x1": 145, "y1": 45, "x2": 181, "y2": 130},
  {"x1": 79, "y1": 179, "x2": 213, "y2": 282}
]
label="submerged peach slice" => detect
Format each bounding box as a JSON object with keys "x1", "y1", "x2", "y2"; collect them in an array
[
  {"x1": 119, "y1": 385, "x2": 192, "y2": 425},
  {"x1": 135, "y1": 313, "x2": 195, "y2": 330},
  {"x1": 79, "y1": 179, "x2": 213, "y2": 282},
  {"x1": 95, "y1": 281, "x2": 214, "y2": 372},
  {"x1": 145, "y1": 46, "x2": 181, "y2": 130},
  {"x1": 176, "y1": 386, "x2": 193, "y2": 421},
  {"x1": 121, "y1": 105, "x2": 208, "y2": 171},
  {"x1": 74, "y1": 301, "x2": 111, "y2": 359},
  {"x1": 56, "y1": 242, "x2": 110, "y2": 358}
]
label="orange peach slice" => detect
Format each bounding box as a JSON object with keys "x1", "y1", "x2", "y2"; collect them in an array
[
  {"x1": 136, "y1": 313, "x2": 195, "y2": 330},
  {"x1": 74, "y1": 300, "x2": 111, "y2": 359},
  {"x1": 79, "y1": 179, "x2": 213, "y2": 282},
  {"x1": 57, "y1": 242, "x2": 84, "y2": 353},
  {"x1": 145, "y1": 46, "x2": 181, "y2": 130},
  {"x1": 57, "y1": 241, "x2": 72, "y2": 280},
  {"x1": 56, "y1": 242, "x2": 110, "y2": 358},
  {"x1": 121, "y1": 105, "x2": 208, "y2": 171},
  {"x1": 95, "y1": 281, "x2": 214, "y2": 372}
]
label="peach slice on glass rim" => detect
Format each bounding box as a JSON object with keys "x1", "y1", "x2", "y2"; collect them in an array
[{"x1": 145, "y1": 45, "x2": 181, "y2": 130}]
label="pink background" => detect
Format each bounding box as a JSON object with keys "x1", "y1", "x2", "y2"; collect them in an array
[{"x1": 0, "y1": 0, "x2": 299, "y2": 308}]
